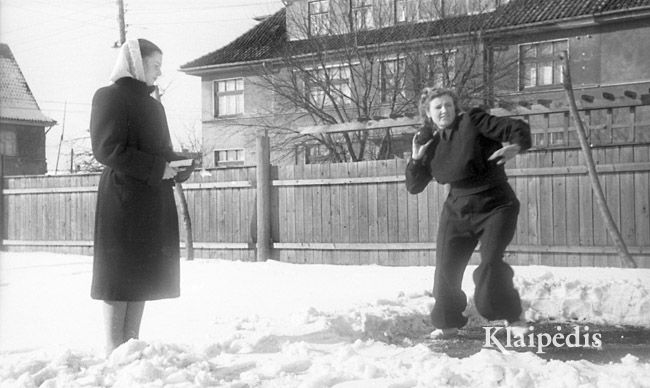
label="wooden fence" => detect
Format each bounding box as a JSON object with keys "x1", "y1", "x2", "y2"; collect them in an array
[{"x1": 2, "y1": 143, "x2": 649, "y2": 267}]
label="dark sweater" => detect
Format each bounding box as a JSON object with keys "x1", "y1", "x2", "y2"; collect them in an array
[{"x1": 405, "y1": 108, "x2": 531, "y2": 195}]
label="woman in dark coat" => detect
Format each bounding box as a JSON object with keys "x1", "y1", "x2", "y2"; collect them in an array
[
  {"x1": 90, "y1": 39, "x2": 185, "y2": 355},
  {"x1": 405, "y1": 87, "x2": 532, "y2": 339}
]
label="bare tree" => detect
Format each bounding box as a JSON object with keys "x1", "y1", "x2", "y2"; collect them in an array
[
  {"x1": 174, "y1": 122, "x2": 206, "y2": 167},
  {"x1": 243, "y1": 0, "x2": 520, "y2": 163},
  {"x1": 72, "y1": 150, "x2": 104, "y2": 173}
]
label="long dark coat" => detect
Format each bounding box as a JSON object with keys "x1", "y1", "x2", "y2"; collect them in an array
[{"x1": 90, "y1": 77, "x2": 183, "y2": 301}]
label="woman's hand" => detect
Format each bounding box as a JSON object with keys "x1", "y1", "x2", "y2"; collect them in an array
[
  {"x1": 411, "y1": 134, "x2": 434, "y2": 161},
  {"x1": 488, "y1": 143, "x2": 521, "y2": 165},
  {"x1": 162, "y1": 163, "x2": 178, "y2": 180}
]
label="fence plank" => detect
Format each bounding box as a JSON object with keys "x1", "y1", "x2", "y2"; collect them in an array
[
  {"x1": 377, "y1": 177, "x2": 389, "y2": 244},
  {"x1": 636, "y1": 173, "x2": 650, "y2": 248},
  {"x1": 312, "y1": 167, "x2": 323, "y2": 244},
  {"x1": 539, "y1": 176, "x2": 553, "y2": 248},
  {"x1": 287, "y1": 166, "x2": 297, "y2": 246},
  {"x1": 527, "y1": 176, "x2": 541, "y2": 265},
  {"x1": 387, "y1": 180, "x2": 399, "y2": 244},
  {"x1": 397, "y1": 178, "x2": 409, "y2": 243},
  {"x1": 605, "y1": 147, "x2": 622, "y2": 267},
  {"x1": 367, "y1": 163, "x2": 379, "y2": 264},
  {"x1": 416, "y1": 178, "x2": 429, "y2": 243},
  {"x1": 347, "y1": 163, "x2": 359, "y2": 247},
  {"x1": 358, "y1": 163, "x2": 369, "y2": 245},
  {"x1": 320, "y1": 164, "x2": 332, "y2": 245},
  {"x1": 552, "y1": 151, "x2": 568, "y2": 266},
  {"x1": 566, "y1": 172, "x2": 580, "y2": 254}
]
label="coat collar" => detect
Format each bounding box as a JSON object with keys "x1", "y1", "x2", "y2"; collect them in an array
[{"x1": 115, "y1": 77, "x2": 156, "y2": 95}]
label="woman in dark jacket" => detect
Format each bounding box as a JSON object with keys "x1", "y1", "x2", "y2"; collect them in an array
[
  {"x1": 90, "y1": 39, "x2": 186, "y2": 355},
  {"x1": 405, "y1": 87, "x2": 532, "y2": 338}
]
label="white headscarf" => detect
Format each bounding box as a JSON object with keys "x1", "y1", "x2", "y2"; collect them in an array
[{"x1": 109, "y1": 39, "x2": 146, "y2": 83}]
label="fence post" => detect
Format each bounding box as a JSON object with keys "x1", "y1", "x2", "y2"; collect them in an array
[
  {"x1": 0, "y1": 156, "x2": 4, "y2": 250},
  {"x1": 256, "y1": 128, "x2": 272, "y2": 261}
]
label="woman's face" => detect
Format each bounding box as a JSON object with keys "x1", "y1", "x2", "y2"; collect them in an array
[
  {"x1": 143, "y1": 52, "x2": 162, "y2": 86},
  {"x1": 427, "y1": 94, "x2": 456, "y2": 129}
]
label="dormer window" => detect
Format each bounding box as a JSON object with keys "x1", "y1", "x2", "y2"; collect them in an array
[
  {"x1": 396, "y1": 0, "x2": 418, "y2": 23},
  {"x1": 351, "y1": 0, "x2": 374, "y2": 30},
  {"x1": 309, "y1": 0, "x2": 330, "y2": 36},
  {"x1": 467, "y1": 0, "x2": 497, "y2": 15}
]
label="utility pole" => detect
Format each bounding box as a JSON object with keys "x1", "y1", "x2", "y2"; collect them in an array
[
  {"x1": 54, "y1": 101, "x2": 67, "y2": 174},
  {"x1": 116, "y1": 0, "x2": 126, "y2": 46},
  {"x1": 70, "y1": 148, "x2": 74, "y2": 173}
]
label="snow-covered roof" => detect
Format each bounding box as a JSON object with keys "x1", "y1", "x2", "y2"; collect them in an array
[{"x1": 0, "y1": 43, "x2": 56, "y2": 126}]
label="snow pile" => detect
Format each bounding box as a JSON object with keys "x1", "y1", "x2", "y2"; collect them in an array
[
  {"x1": 3, "y1": 339, "x2": 649, "y2": 387},
  {"x1": 1, "y1": 253, "x2": 650, "y2": 387},
  {"x1": 515, "y1": 269, "x2": 650, "y2": 326}
]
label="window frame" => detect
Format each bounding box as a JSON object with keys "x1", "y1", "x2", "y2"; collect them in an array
[
  {"x1": 418, "y1": 0, "x2": 444, "y2": 21},
  {"x1": 425, "y1": 50, "x2": 457, "y2": 89},
  {"x1": 304, "y1": 62, "x2": 354, "y2": 107},
  {"x1": 395, "y1": 0, "x2": 422, "y2": 23},
  {"x1": 213, "y1": 148, "x2": 245, "y2": 167},
  {"x1": 308, "y1": 0, "x2": 330, "y2": 37},
  {"x1": 518, "y1": 39, "x2": 568, "y2": 91},
  {"x1": 351, "y1": 0, "x2": 374, "y2": 31},
  {"x1": 466, "y1": 0, "x2": 497, "y2": 15},
  {"x1": 380, "y1": 57, "x2": 407, "y2": 103},
  {"x1": 0, "y1": 130, "x2": 17, "y2": 156},
  {"x1": 213, "y1": 78, "x2": 245, "y2": 118}
]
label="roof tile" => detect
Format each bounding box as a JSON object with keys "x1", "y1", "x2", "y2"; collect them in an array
[{"x1": 181, "y1": 0, "x2": 650, "y2": 70}]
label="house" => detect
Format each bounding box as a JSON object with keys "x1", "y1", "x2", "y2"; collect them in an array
[
  {"x1": 180, "y1": 0, "x2": 650, "y2": 167},
  {"x1": 0, "y1": 43, "x2": 55, "y2": 175}
]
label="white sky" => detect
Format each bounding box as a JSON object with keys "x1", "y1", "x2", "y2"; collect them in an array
[{"x1": 0, "y1": 0, "x2": 284, "y2": 172}]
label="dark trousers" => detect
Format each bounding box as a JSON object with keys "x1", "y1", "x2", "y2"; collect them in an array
[{"x1": 431, "y1": 183, "x2": 522, "y2": 329}]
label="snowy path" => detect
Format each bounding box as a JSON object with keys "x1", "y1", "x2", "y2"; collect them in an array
[{"x1": 1, "y1": 252, "x2": 650, "y2": 387}]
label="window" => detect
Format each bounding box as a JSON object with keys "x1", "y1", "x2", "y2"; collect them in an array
[
  {"x1": 395, "y1": 0, "x2": 419, "y2": 23},
  {"x1": 214, "y1": 148, "x2": 244, "y2": 167},
  {"x1": 308, "y1": 0, "x2": 329, "y2": 36},
  {"x1": 351, "y1": 0, "x2": 374, "y2": 30},
  {"x1": 0, "y1": 130, "x2": 17, "y2": 156},
  {"x1": 467, "y1": 0, "x2": 497, "y2": 14},
  {"x1": 381, "y1": 58, "x2": 406, "y2": 102},
  {"x1": 306, "y1": 64, "x2": 352, "y2": 107},
  {"x1": 418, "y1": 0, "x2": 444, "y2": 21},
  {"x1": 520, "y1": 40, "x2": 567, "y2": 89},
  {"x1": 214, "y1": 78, "x2": 244, "y2": 117},
  {"x1": 426, "y1": 52, "x2": 456, "y2": 88}
]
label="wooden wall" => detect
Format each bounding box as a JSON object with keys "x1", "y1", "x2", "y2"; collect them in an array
[
  {"x1": 270, "y1": 149, "x2": 650, "y2": 267},
  {"x1": 2, "y1": 145, "x2": 649, "y2": 268}
]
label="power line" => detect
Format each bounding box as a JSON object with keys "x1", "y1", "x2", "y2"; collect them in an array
[
  {"x1": 2, "y1": 2, "x2": 116, "y2": 33},
  {"x1": 126, "y1": 2, "x2": 280, "y2": 13},
  {"x1": 39, "y1": 100, "x2": 92, "y2": 106},
  {"x1": 9, "y1": 29, "x2": 110, "y2": 55},
  {"x1": 4, "y1": 14, "x2": 115, "y2": 50},
  {"x1": 127, "y1": 0, "x2": 280, "y2": 8},
  {"x1": 129, "y1": 18, "x2": 263, "y2": 25}
]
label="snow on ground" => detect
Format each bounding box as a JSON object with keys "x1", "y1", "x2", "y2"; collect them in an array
[{"x1": 1, "y1": 251, "x2": 649, "y2": 387}]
